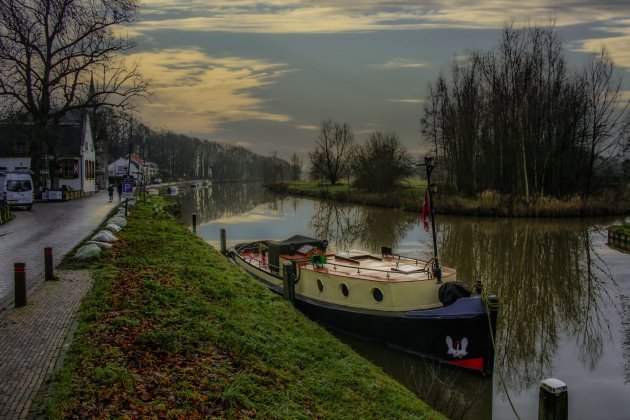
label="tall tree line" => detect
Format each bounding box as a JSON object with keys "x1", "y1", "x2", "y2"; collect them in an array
[
  {"x1": 97, "y1": 110, "x2": 291, "y2": 182},
  {"x1": 421, "y1": 24, "x2": 630, "y2": 200},
  {"x1": 309, "y1": 119, "x2": 414, "y2": 192}
]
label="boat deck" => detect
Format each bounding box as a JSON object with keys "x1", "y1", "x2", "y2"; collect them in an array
[{"x1": 238, "y1": 250, "x2": 453, "y2": 283}]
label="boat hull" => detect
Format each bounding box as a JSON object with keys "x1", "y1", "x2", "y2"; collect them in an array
[
  {"x1": 233, "y1": 252, "x2": 496, "y2": 375},
  {"x1": 295, "y1": 295, "x2": 495, "y2": 374}
]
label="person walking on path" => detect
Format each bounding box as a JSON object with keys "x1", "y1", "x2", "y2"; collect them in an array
[
  {"x1": 108, "y1": 184, "x2": 114, "y2": 202},
  {"x1": 116, "y1": 182, "x2": 122, "y2": 202}
]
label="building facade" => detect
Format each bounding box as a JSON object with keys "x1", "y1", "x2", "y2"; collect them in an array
[{"x1": 0, "y1": 112, "x2": 96, "y2": 194}]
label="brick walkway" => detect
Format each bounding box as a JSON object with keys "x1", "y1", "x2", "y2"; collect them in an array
[{"x1": 0, "y1": 270, "x2": 93, "y2": 419}]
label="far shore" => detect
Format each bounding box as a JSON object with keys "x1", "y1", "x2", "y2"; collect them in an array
[{"x1": 268, "y1": 180, "x2": 630, "y2": 218}]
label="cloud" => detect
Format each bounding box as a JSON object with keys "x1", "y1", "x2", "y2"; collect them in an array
[
  {"x1": 135, "y1": 2, "x2": 630, "y2": 74},
  {"x1": 370, "y1": 59, "x2": 429, "y2": 70},
  {"x1": 387, "y1": 99, "x2": 426, "y2": 104},
  {"x1": 573, "y1": 22, "x2": 630, "y2": 70},
  {"x1": 295, "y1": 124, "x2": 319, "y2": 131},
  {"x1": 128, "y1": 48, "x2": 293, "y2": 136},
  {"x1": 136, "y1": 1, "x2": 630, "y2": 34}
]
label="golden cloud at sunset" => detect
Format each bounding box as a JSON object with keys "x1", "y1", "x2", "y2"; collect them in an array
[
  {"x1": 576, "y1": 26, "x2": 630, "y2": 70},
  {"x1": 128, "y1": 49, "x2": 293, "y2": 136},
  {"x1": 138, "y1": 1, "x2": 623, "y2": 33}
]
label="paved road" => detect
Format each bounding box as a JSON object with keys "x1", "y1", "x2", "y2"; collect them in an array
[{"x1": 0, "y1": 192, "x2": 117, "y2": 312}]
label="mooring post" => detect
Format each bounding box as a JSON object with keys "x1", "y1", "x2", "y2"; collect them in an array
[
  {"x1": 192, "y1": 213, "x2": 197, "y2": 234},
  {"x1": 220, "y1": 228, "x2": 227, "y2": 255},
  {"x1": 14, "y1": 262, "x2": 26, "y2": 307},
  {"x1": 44, "y1": 247, "x2": 54, "y2": 280},
  {"x1": 283, "y1": 262, "x2": 295, "y2": 303},
  {"x1": 538, "y1": 378, "x2": 568, "y2": 420}
]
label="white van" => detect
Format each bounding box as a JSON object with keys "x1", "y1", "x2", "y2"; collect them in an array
[{"x1": 0, "y1": 172, "x2": 34, "y2": 210}]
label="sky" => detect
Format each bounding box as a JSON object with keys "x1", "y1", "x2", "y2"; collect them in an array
[{"x1": 125, "y1": 1, "x2": 630, "y2": 159}]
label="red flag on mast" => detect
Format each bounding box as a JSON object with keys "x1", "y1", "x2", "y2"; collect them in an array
[{"x1": 421, "y1": 189, "x2": 431, "y2": 232}]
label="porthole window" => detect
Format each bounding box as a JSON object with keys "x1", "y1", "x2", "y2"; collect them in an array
[
  {"x1": 372, "y1": 288, "x2": 384, "y2": 302},
  {"x1": 340, "y1": 283, "x2": 349, "y2": 297},
  {"x1": 317, "y1": 279, "x2": 323, "y2": 293}
]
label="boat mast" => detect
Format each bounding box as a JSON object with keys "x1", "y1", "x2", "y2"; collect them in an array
[{"x1": 423, "y1": 156, "x2": 441, "y2": 284}]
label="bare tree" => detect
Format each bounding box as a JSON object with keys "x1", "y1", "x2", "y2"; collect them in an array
[
  {"x1": 0, "y1": 0, "x2": 149, "y2": 184},
  {"x1": 352, "y1": 131, "x2": 414, "y2": 192},
  {"x1": 421, "y1": 23, "x2": 629, "y2": 200},
  {"x1": 580, "y1": 48, "x2": 630, "y2": 197},
  {"x1": 308, "y1": 119, "x2": 354, "y2": 185}
]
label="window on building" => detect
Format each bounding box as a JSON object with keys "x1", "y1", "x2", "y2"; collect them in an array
[
  {"x1": 85, "y1": 159, "x2": 95, "y2": 179},
  {"x1": 12, "y1": 140, "x2": 29, "y2": 154},
  {"x1": 60, "y1": 159, "x2": 78, "y2": 179}
]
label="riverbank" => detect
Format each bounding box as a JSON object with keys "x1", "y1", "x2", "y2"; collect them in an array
[
  {"x1": 45, "y1": 197, "x2": 444, "y2": 418},
  {"x1": 269, "y1": 180, "x2": 630, "y2": 217}
]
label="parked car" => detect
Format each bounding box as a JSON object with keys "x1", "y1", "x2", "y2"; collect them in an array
[{"x1": 0, "y1": 171, "x2": 34, "y2": 210}]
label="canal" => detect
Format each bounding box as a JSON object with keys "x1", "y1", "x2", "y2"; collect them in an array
[{"x1": 173, "y1": 181, "x2": 630, "y2": 420}]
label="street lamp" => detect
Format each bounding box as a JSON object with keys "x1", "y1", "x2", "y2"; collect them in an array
[
  {"x1": 125, "y1": 117, "x2": 133, "y2": 217},
  {"x1": 44, "y1": 155, "x2": 54, "y2": 190}
]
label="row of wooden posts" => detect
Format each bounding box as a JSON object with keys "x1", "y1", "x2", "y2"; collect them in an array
[{"x1": 12, "y1": 247, "x2": 55, "y2": 308}]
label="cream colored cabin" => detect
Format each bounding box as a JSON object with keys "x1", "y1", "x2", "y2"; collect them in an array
[{"x1": 235, "y1": 249, "x2": 457, "y2": 313}]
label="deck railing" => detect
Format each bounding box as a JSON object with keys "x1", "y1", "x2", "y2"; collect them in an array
[{"x1": 235, "y1": 242, "x2": 433, "y2": 280}]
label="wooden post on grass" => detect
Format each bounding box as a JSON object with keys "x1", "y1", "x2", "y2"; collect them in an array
[
  {"x1": 44, "y1": 247, "x2": 54, "y2": 280},
  {"x1": 14, "y1": 263, "x2": 26, "y2": 307}
]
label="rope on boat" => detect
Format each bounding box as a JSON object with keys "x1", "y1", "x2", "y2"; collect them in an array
[{"x1": 482, "y1": 290, "x2": 521, "y2": 420}]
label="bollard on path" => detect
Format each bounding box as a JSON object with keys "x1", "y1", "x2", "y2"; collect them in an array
[
  {"x1": 220, "y1": 228, "x2": 227, "y2": 255},
  {"x1": 538, "y1": 378, "x2": 568, "y2": 420},
  {"x1": 14, "y1": 262, "x2": 26, "y2": 307},
  {"x1": 192, "y1": 213, "x2": 197, "y2": 234},
  {"x1": 282, "y1": 262, "x2": 295, "y2": 304},
  {"x1": 44, "y1": 247, "x2": 54, "y2": 280}
]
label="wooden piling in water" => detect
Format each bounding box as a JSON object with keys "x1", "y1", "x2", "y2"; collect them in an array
[
  {"x1": 283, "y1": 262, "x2": 295, "y2": 304},
  {"x1": 538, "y1": 378, "x2": 568, "y2": 420},
  {"x1": 220, "y1": 229, "x2": 227, "y2": 254}
]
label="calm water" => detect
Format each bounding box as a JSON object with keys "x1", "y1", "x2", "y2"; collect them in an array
[{"x1": 175, "y1": 182, "x2": 630, "y2": 420}]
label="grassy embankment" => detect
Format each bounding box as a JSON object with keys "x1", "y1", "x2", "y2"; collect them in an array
[
  {"x1": 47, "y1": 197, "x2": 444, "y2": 419},
  {"x1": 270, "y1": 180, "x2": 630, "y2": 217},
  {"x1": 268, "y1": 179, "x2": 427, "y2": 212}
]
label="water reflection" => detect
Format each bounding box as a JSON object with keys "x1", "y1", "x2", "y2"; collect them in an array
[
  {"x1": 183, "y1": 184, "x2": 630, "y2": 419},
  {"x1": 307, "y1": 207, "x2": 620, "y2": 390},
  {"x1": 438, "y1": 218, "x2": 620, "y2": 392},
  {"x1": 177, "y1": 182, "x2": 273, "y2": 223},
  {"x1": 308, "y1": 201, "x2": 417, "y2": 253},
  {"x1": 336, "y1": 331, "x2": 493, "y2": 420}
]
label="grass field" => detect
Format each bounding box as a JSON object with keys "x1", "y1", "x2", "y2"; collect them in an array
[
  {"x1": 47, "y1": 197, "x2": 444, "y2": 419},
  {"x1": 271, "y1": 179, "x2": 630, "y2": 217}
]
